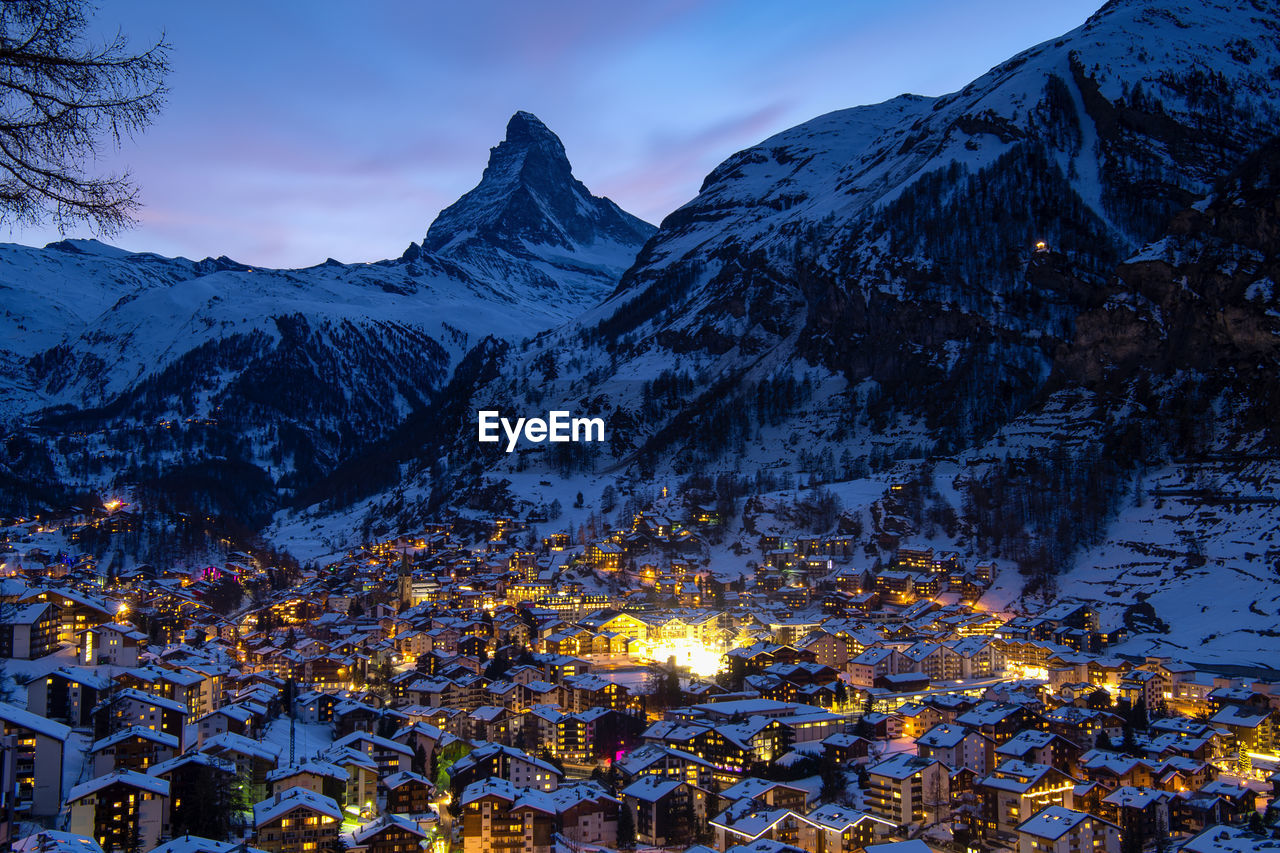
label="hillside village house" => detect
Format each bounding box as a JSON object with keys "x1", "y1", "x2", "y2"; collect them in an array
[
  {"x1": 19, "y1": 588, "x2": 116, "y2": 646},
  {"x1": 0, "y1": 603, "x2": 60, "y2": 658},
  {"x1": 0, "y1": 701, "x2": 70, "y2": 817},
  {"x1": 1016, "y1": 806, "x2": 1121, "y2": 853},
  {"x1": 865, "y1": 753, "x2": 951, "y2": 825},
  {"x1": 349, "y1": 813, "x2": 431, "y2": 853},
  {"x1": 252, "y1": 787, "x2": 341, "y2": 853},
  {"x1": 79, "y1": 622, "x2": 147, "y2": 667},
  {"x1": 24, "y1": 668, "x2": 111, "y2": 727},
  {"x1": 66, "y1": 770, "x2": 170, "y2": 852}
]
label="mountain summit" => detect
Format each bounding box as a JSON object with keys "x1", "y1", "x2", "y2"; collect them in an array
[
  {"x1": 424, "y1": 111, "x2": 654, "y2": 261},
  {"x1": 0, "y1": 111, "x2": 658, "y2": 520}
]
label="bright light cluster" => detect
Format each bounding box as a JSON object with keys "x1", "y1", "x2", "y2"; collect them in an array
[{"x1": 644, "y1": 639, "x2": 725, "y2": 677}]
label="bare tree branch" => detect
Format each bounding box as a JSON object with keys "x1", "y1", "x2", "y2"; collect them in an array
[{"x1": 0, "y1": 0, "x2": 169, "y2": 234}]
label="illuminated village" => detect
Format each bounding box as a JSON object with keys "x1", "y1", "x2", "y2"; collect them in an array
[{"x1": 0, "y1": 487, "x2": 1276, "y2": 853}]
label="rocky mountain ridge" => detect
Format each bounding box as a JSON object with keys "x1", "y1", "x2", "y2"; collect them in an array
[{"x1": 0, "y1": 114, "x2": 653, "y2": 523}]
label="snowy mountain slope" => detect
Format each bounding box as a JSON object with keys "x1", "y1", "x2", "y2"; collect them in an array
[
  {"x1": 358, "y1": 0, "x2": 1276, "y2": 490},
  {"x1": 1053, "y1": 458, "x2": 1280, "y2": 668},
  {"x1": 0, "y1": 113, "x2": 653, "y2": 521},
  {"x1": 931, "y1": 135, "x2": 1280, "y2": 655},
  {"x1": 321, "y1": 0, "x2": 1280, "y2": 578},
  {"x1": 256, "y1": 0, "x2": 1280, "y2": 666},
  {"x1": 423, "y1": 111, "x2": 655, "y2": 305},
  {"x1": 609, "y1": 0, "x2": 1278, "y2": 296}
]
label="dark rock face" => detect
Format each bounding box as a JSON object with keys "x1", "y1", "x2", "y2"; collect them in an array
[
  {"x1": 425, "y1": 111, "x2": 654, "y2": 256},
  {"x1": 1055, "y1": 137, "x2": 1280, "y2": 409},
  {"x1": 527, "y1": 0, "x2": 1280, "y2": 462}
]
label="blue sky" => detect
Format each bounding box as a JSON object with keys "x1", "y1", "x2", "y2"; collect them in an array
[{"x1": 8, "y1": 0, "x2": 1104, "y2": 268}]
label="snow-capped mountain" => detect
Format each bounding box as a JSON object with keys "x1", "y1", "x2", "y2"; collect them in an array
[
  {"x1": 422, "y1": 111, "x2": 656, "y2": 304},
  {"x1": 0, "y1": 113, "x2": 654, "y2": 519},
  {"x1": 456, "y1": 0, "x2": 1280, "y2": 471},
  {"x1": 332, "y1": 0, "x2": 1280, "y2": 560}
]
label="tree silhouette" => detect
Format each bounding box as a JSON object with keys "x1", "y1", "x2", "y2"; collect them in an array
[{"x1": 0, "y1": 0, "x2": 170, "y2": 233}]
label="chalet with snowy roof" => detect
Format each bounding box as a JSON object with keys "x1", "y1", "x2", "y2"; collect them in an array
[
  {"x1": 1076, "y1": 750, "x2": 1157, "y2": 791},
  {"x1": 615, "y1": 742, "x2": 717, "y2": 788},
  {"x1": 320, "y1": 747, "x2": 378, "y2": 812},
  {"x1": 0, "y1": 602, "x2": 59, "y2": 658},
  {"x1": 518, "y1": 704, "x2": 561, "y2": 753},
  {"x1": 146, "y1": 752, "x2": 239, "y2": 816},
  {"x1": 20, "y1": 587, "x2": 116, "y2": 646},
  {"x1": 252, "y1": 787, "x2": 341, "y2": 853},
  {"x1": 349, "y1": 813, "x2": 431, "y2": 853},
  {"x1": 621, "y1": 775, "x2": 707, "y2": 849},
  {"x1": 148, "y1": 836, "x2": 269, "y2": 853},
  {"x1": 1016, "y1": 806, "x2": 1120, "y2": 853},
  {"x1": 332, "y1": 699, "x2": 406, "y2": 737},
  {"x1": 795, "y1": 804, "x2": 896, "y2": 853},
  {"x1": 819, "y1": 732, "x2": 870, "y2": 768},
  {"x1": 1150, "y1": 755, "x2": 1217, "y2": 793},
  {"x1": 1209, "y1": 703, "x2": 1275, "y2": 754},
  {"x1": 92, "y1": 688, "x2": 187, "y2": 747},
  {"x1": 866, "y1": 753, "x2": 950, "y2": 825},
  {"x1": 549, "y1": 706, "x2": 608, "y2": 762},
  {"x1": 586, "y1": 541, "x2": 623, "y2": 571},
  {"x1": 562, "y1": 671, "x2": 629, "y2": 711},
  {"x1": 976, "y1": 760, "x2": 1078, "y2": 843},
  {"x1": 66, "y1": 770, "x2": 170, "y2": 852},
  {"x1": 995, "y1": 729, "x2": 1083, "y2": 773},
  {"x1": 534, "y1": 652, "x2": 591, "y2": 682},
  {"x1": 24, "y1": 666, "x2": 110, "y2": 726},
  {"x1": 1116, "y1": 668, "x2": 1166, "y2": 712},
  {"x1": 1195, "y1": 778, "x2": 1259, "y2": 821},
  {"x1": 710, "y1": 801, "x2": 800, "y2": 851},
  {"x1": 194, "y1": 703, "x2": 258, "y2": 745},
  {"x1": 954, "y1": 701, "x2": 1036, "y2": 744},
  {"x1": 198, "y1": 732, "x2": 280, "y2": 801},
  {"x1": 80, "y1": 621, "x2": 146, "y2": 667},
  {"x1": 332, "y1": 730, "x2": 414, "y2": 776},
  {"x1": 12, "y1": 831, "x2": 105, "y2": 853},
  {"x1": 0, "y1": 701, "x2": 71, "y2": 817},
  {"x1": 916, "y1": 723, "x2": 994, "y2": 773},
  {"x1": 460, "y1": 704, "x2": 508, "y2": 744},
  {"x1": 381, "y1": 770, "x2": 435, "y2": 816},
  {"x1": 391, "y1": 721, "x2": 455, "y2": 765},
  {"x1": 847, "y1": 647, "x2": 903, "y2": 688},
  {"x1": 1041, "y1": 706, "x2": 1124, "y2": 745},
  {"x1": 90, "y1": 725, "x2": 179, "y2": 775},
  {"x1": 1096, "y1": 786, "x2": 1171, "y2": 846},
  {"x1": 265, "y1": 760, "x2": 349, "y2": 803},
  {"x1": 458, "y1": 778, "x2": 556, "y2": 853},
  {"x1": 720, "y1": 777, "x2": 809, "y2": 811},
  {"x1": 116, "y1": 665, "x2": 209, "y2": 716},
  {"x1": 448, "y1": 743, "x2": 562, "y2": 794}
]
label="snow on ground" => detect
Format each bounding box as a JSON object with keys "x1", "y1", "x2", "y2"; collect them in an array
[
  {"x1": 64, "y1": 730, "x2": 93, "y2": 800},
  {"x1": 978, "y1": 459, "x2": 1280, "y2": 668},
  {"x1": 1054, "y1": 462, "x2": 1280, "y2": 668},
  {"x1": 1, "y1": 646, "x2": 80, "y2": 704},
  {"x1": 262, "y1": 718, "x2": 334, "y2": 763}
]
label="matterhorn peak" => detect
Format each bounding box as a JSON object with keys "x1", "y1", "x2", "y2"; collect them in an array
[
  {"x1": 503, "y1": 110, "x2": 564, "y2": 152},
  {"x1": 423, "y1": 111, "x2": 653, "y2": 257}
]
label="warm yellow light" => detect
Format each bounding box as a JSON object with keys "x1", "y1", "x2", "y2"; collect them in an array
[
  {"x1": 645, "y1": 639, "x2": 724, "y2": 677},
  {"x1": 104, "y1": 499, "x2": 123, "y2": 512}
]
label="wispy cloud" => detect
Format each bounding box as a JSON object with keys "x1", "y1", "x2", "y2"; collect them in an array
[{"x1": 8, "y1": 0, "x2": 1105, "y2": 267}]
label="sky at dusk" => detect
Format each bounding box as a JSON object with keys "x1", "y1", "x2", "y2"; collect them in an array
[{"x1": 7, "y1": 0, "x2": 1105, "y2": 268}]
